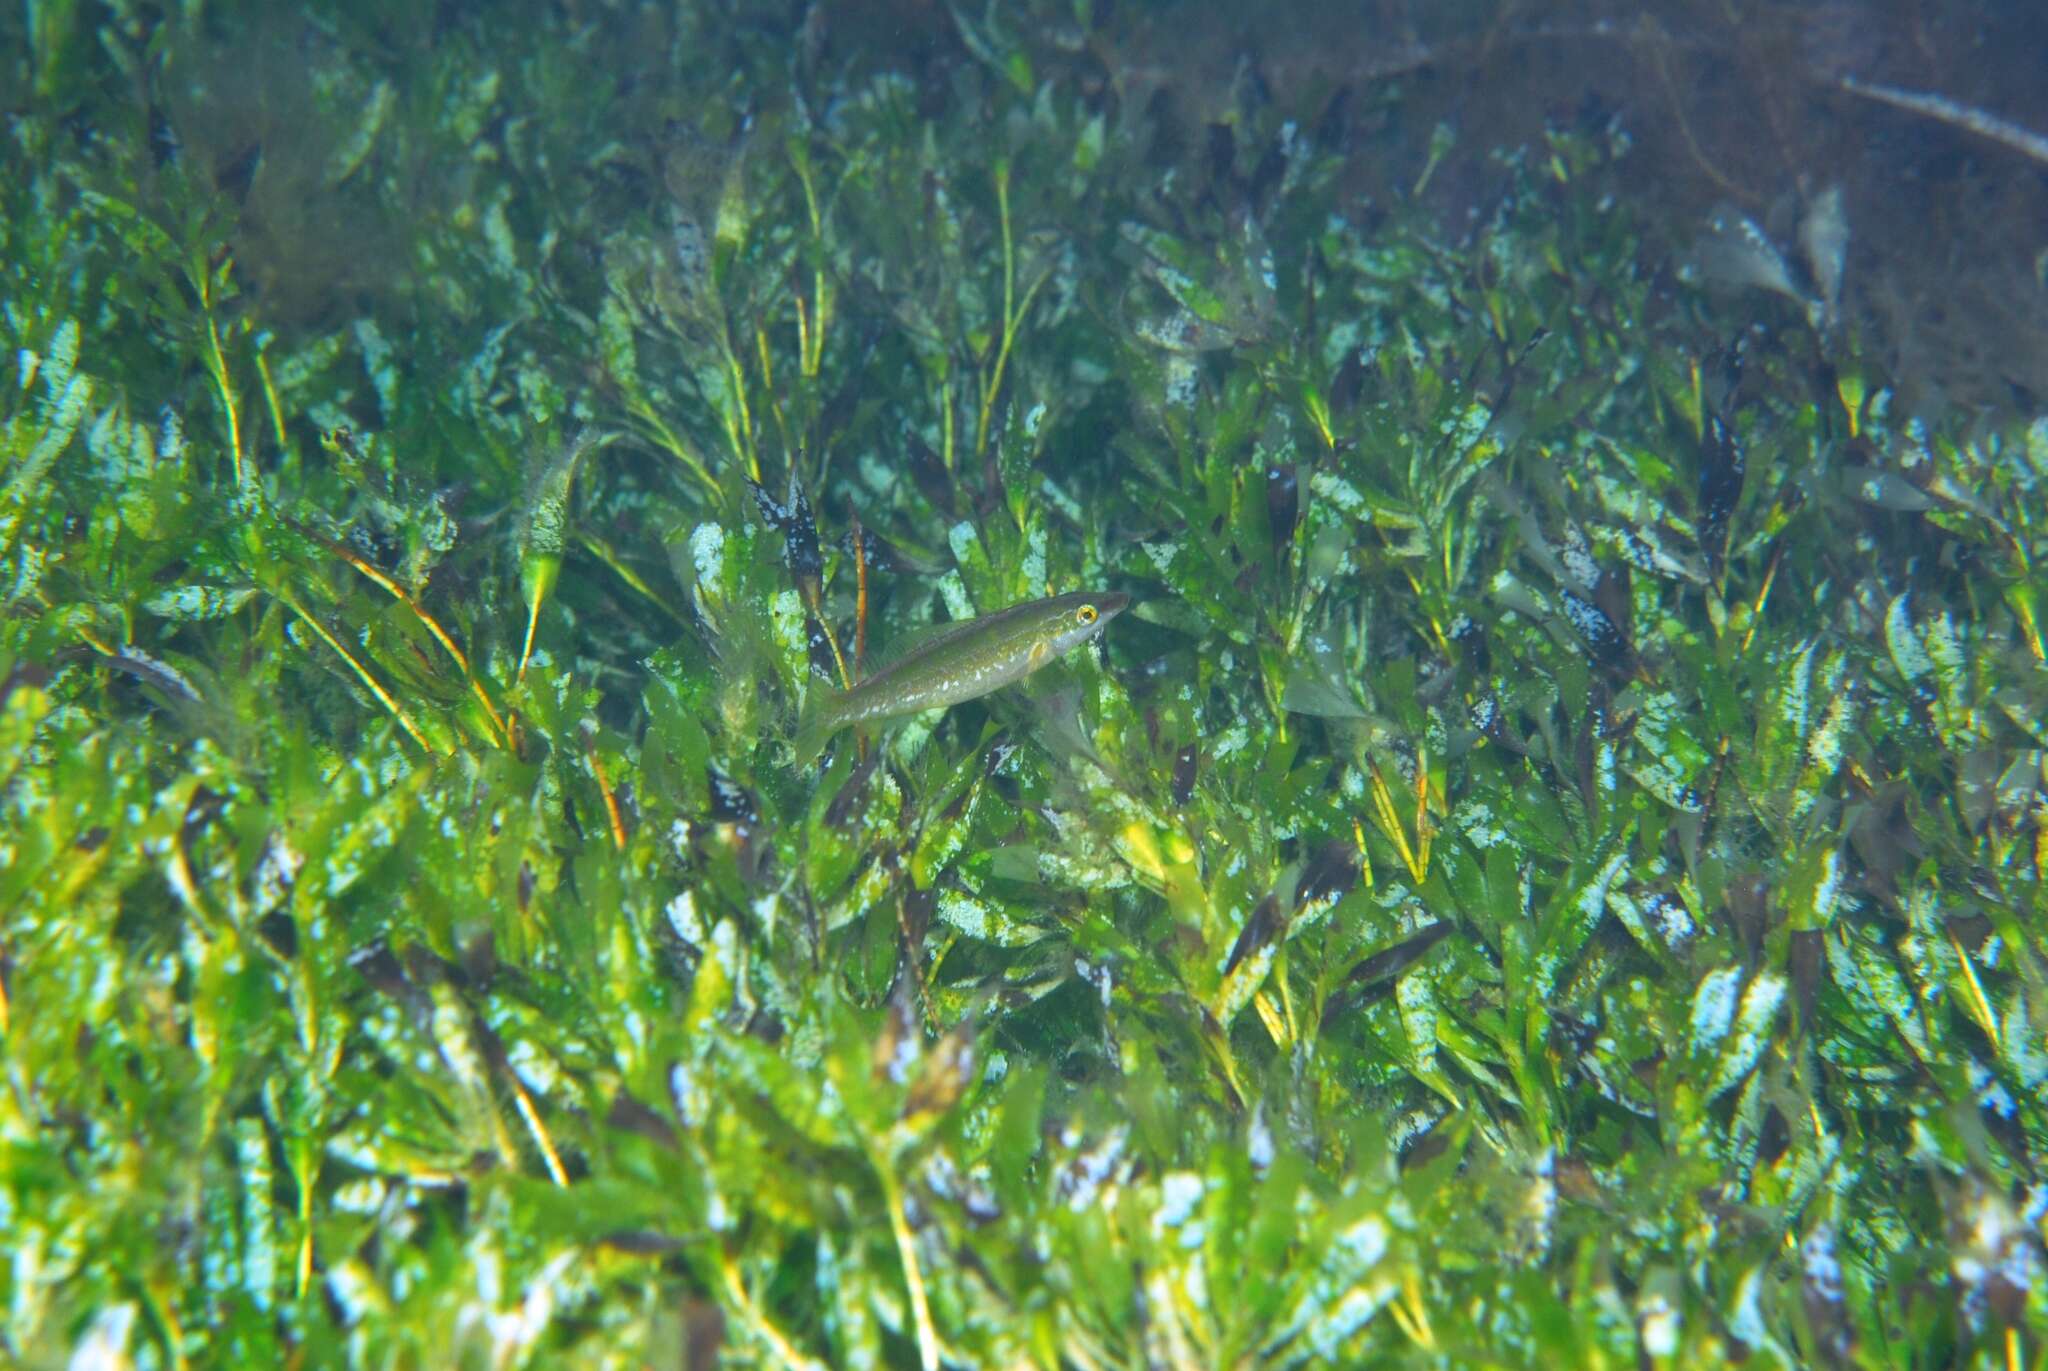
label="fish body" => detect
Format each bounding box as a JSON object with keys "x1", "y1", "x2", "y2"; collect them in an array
[{"x1": 795, "y1": 590, "x2": 1129, "y2": 765}]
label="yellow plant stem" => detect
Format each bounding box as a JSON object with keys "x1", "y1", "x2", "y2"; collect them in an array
[
  {"x1": 939, "y1": 374, "x2": 957, "y2": 473},
  {"x1": 974, "y1": 162, "x2": 1018, "y2": 461},
  {"x1": 975, "y1": 268, "x2": 1049, "y2": 463},
  {"x1": 793, "y1": 145, "x2": 831, "y2": 378},
  {"x1": 588, "y1": 747, "x2": 628, "y2": 852},
  {"x1": 1737, "y1": 543, "x2": 1783, "y2": 657},
  {"x1": 1947, "y1": 929, "x2": 1999, "y2": 1046},
  {"x1": 719, "y1": 1250, "x2": 827, "y2": 1371},
  {"x1": 311, "y1": 528, "x2": 511, "y2": 747},
  {"x1": 517, "y1": 577, "x2": 548, "y2": 686},
  {"x1": 794, "y1": 290, "x2": 813, "y2": 380},
  {"x1": 509, "y1": 1072, "x2": 570, "y2": 1186},
  {"x1": 626, "y1": 393, "x2": 720, "y2": 498},
  {"x1": 1254, "y1": 990, "x2": 1289, "y2": 1051},
  {"x1": 972, "y1": 161, "x2": 1052, "y2": 464},
  {"x1": 279, "y1": 590, "x2": 441, "y2": 754},
  {"x1": 254, "y1": 343, "x2": 290, "y2": 461},
  {"x1": 718, "y1": 334, "x2": 760, "y2": 482},
  {"x1": 808, "y1": 269, "x2": 831, "y2": 378},
  {"x1": 877, "y1": 1162, "x2": 942, "y2": 1371},
  {"x1": 204, "y1": 307, "x2": 246, "y2": 489},
  {"x1": 1387, "y1": 1271, "x2": 1437, "y2": 1350},
  {"x1": 819, "y1": 615, "x2": 854, "y2": 692},
  {"x1": 295, "y1": 1135, "x2": 318, "y2": 1298},
  {"x1": 574, "y1": 529, "x2": 682, "y2": 624},
  {"x1": 852, "y1": 517, "x2": 870, "y2": 674},
  {"x1": 1414, "y1": 745, "x2": 1435, "y2": 872},
  {"x1": 756, "y1": 322, "x2": 797, "y2": 462},
  {"x1": 1367, "y1": 755, "x2": 1432, "y2": 885},
  {"x1": 1687, "y1": 357, "x2": 1704, "y2": 447}
]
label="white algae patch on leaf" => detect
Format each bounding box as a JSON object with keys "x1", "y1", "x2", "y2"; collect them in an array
[
  {"x1": 1707, "y1": 972, "x2": 1787, "y2": 1100},
  {"x1": 1691, "y1": 967, "x2": 1744, "y2": 1056},
  {"x1": 935, "y1": 890, "x2": 1046, "y2": 947}
]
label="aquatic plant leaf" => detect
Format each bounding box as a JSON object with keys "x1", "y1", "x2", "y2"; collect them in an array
[{"x1": 7, "y1": 10, "x2": 2042, "y2": 1365}]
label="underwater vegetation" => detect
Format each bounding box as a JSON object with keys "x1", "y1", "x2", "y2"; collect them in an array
[{"x1": 3, "y1": 1, "x2": 2047, "y2": 1366}]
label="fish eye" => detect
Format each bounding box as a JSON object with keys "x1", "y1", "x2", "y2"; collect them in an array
[{"x1": 1075, "y1": 604, "x2": 1098, "y2": 626}]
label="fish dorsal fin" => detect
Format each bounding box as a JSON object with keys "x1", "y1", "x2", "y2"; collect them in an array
[{"x1": 854, "y1": 612, "x2": 981, "y2": 682}]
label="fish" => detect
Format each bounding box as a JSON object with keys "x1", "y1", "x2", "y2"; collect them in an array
[{"x1": 793, "y1": 590, "x2": 1130, "y2": 766}]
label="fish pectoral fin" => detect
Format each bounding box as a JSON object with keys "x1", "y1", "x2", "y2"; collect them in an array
[{"x1": 1026, "y1": 639, "x2": 1050, "y2": 671}]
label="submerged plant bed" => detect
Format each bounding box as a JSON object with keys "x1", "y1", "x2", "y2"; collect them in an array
[{"x1": 3, "y1": 3, "x2": 2045, "y2": 1367}]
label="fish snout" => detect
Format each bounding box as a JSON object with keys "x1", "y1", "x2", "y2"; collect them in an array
[{"x1": 1096, "y1": 590, "x2": 1132, "y2": 620}]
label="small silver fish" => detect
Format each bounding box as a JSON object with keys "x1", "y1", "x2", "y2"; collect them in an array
[{"x1": 794, "y1": 590, "x2": 1130, "y2": 765}]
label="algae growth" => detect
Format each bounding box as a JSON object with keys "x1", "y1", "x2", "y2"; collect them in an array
[{"x1": 3, "y1": 2, "x2": 2046, "y2": 1367}]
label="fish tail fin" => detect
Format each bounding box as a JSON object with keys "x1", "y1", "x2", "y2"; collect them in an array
[{"x1": 792, "y1": 687, "x2": 844, "y2": 769}]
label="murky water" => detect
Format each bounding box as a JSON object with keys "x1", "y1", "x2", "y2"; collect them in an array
[{"x1": 1076, "y1": 0, "x2": 2048, "y2": 417}]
